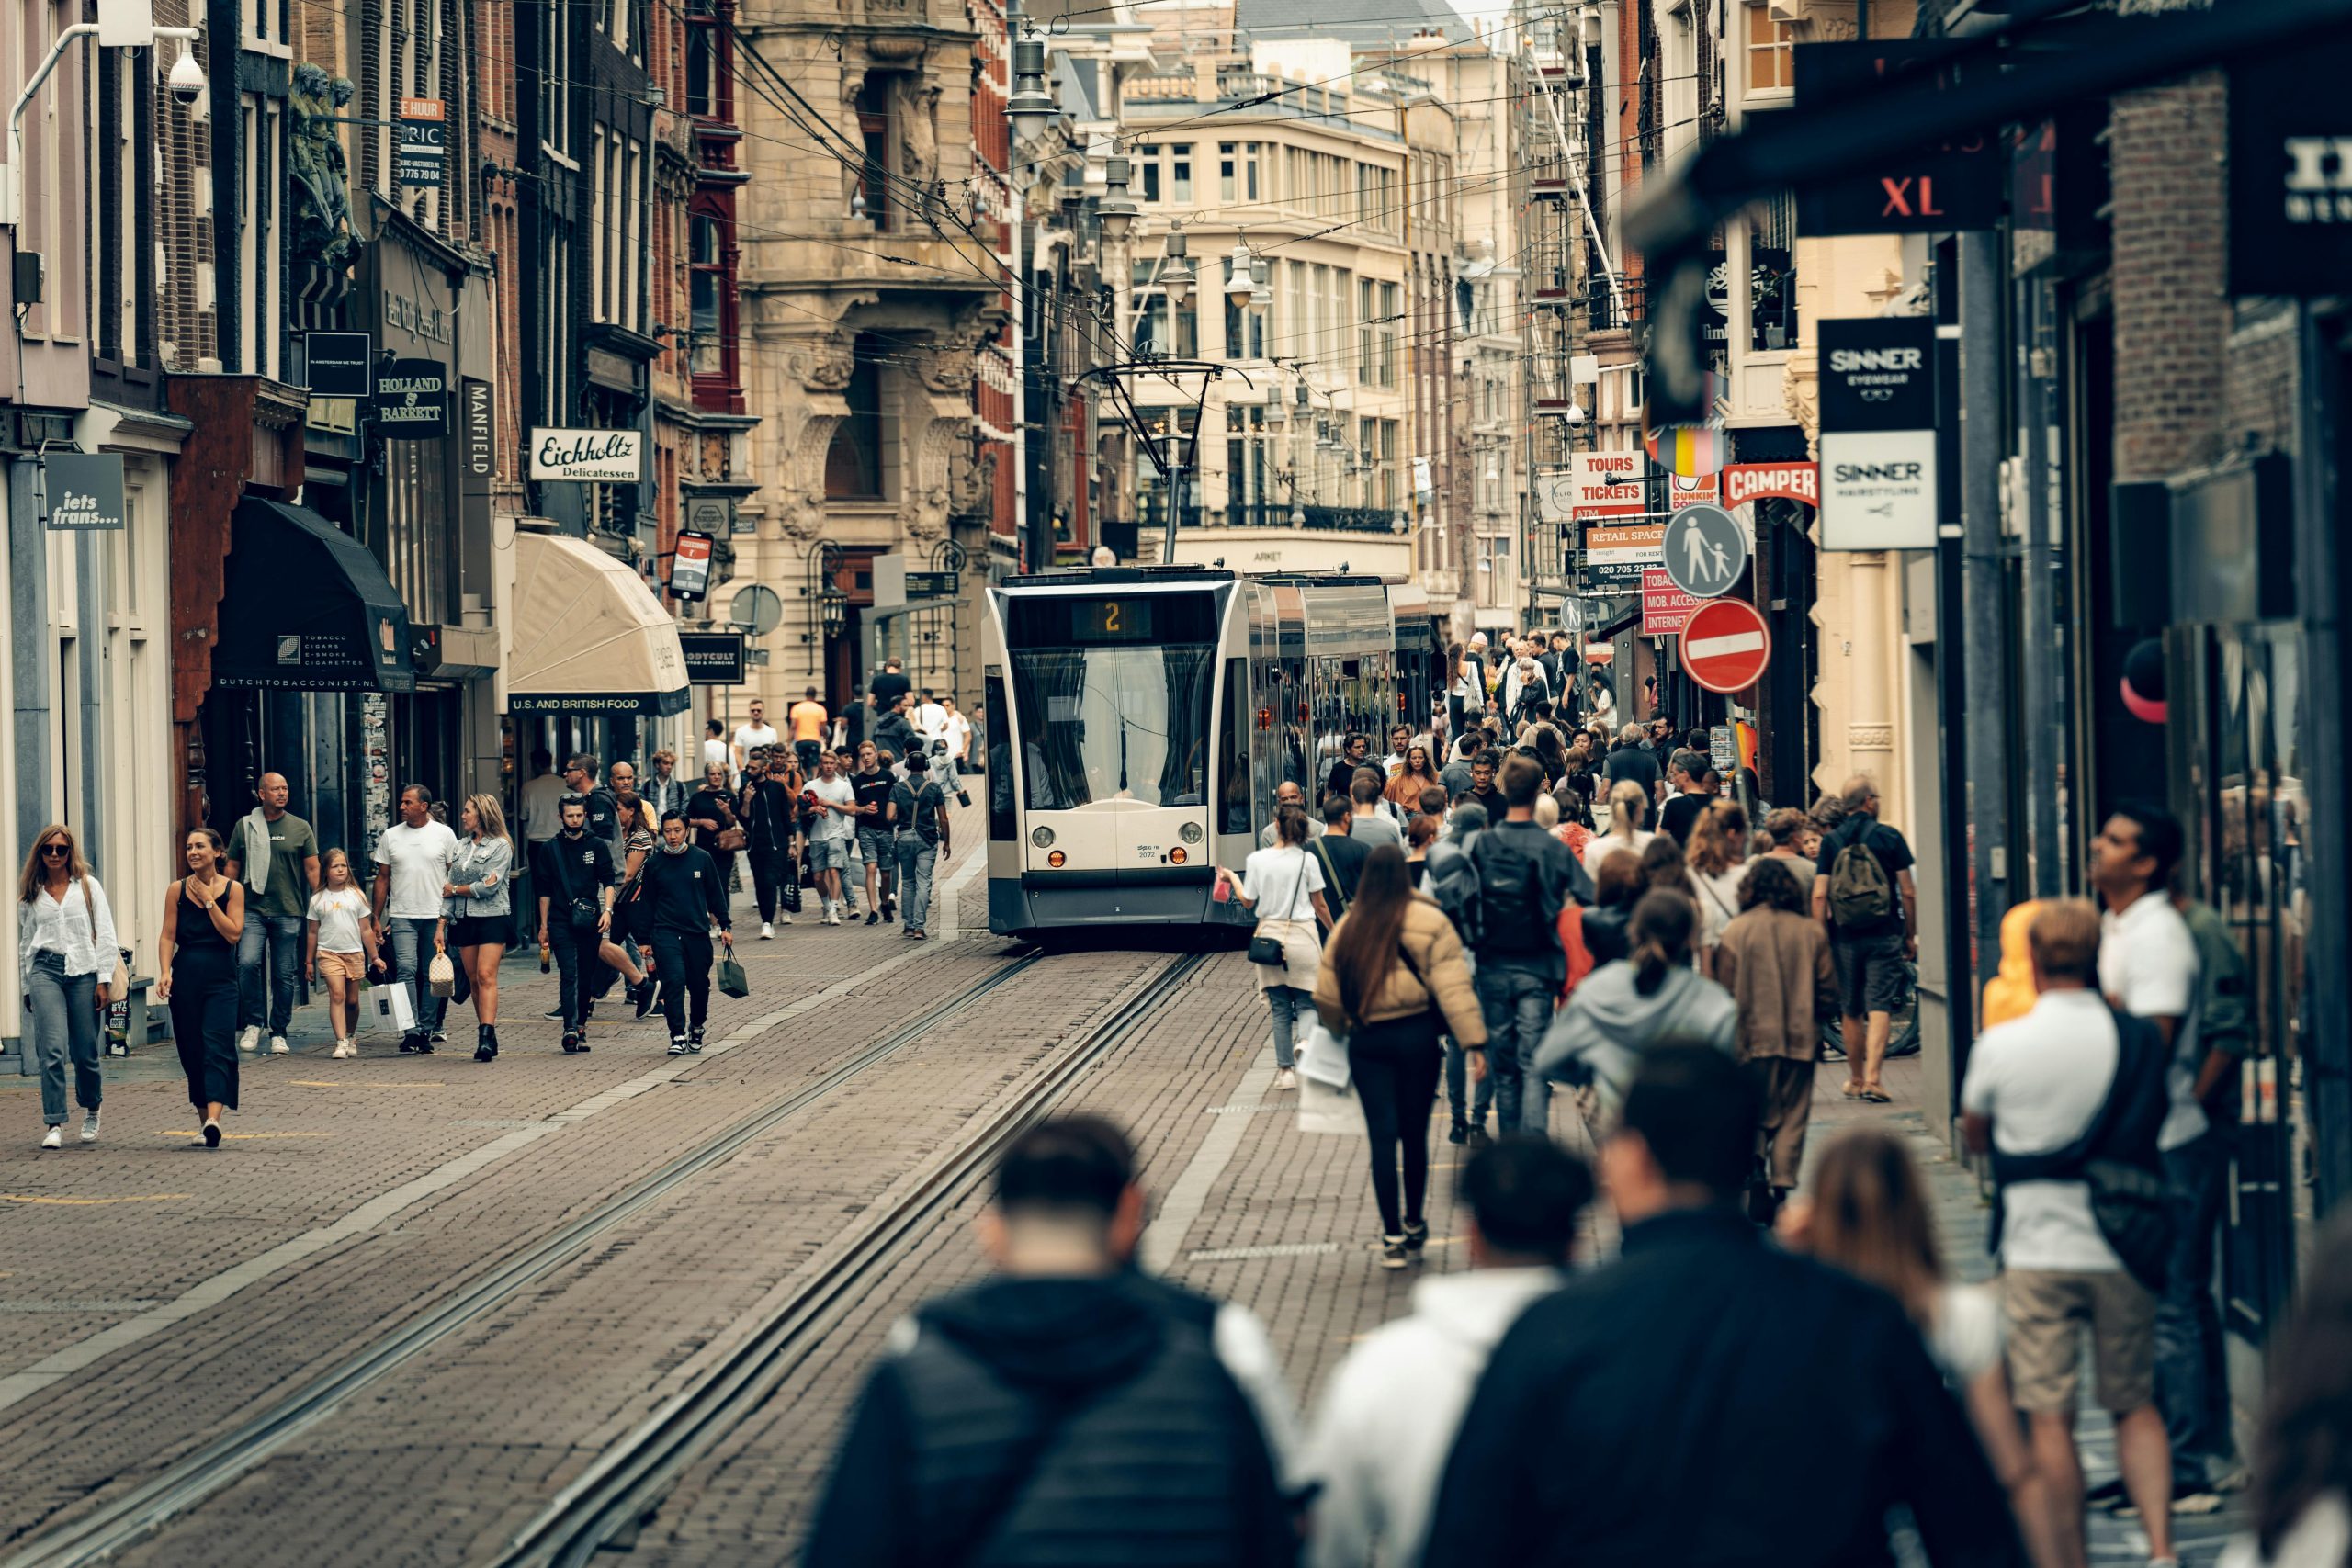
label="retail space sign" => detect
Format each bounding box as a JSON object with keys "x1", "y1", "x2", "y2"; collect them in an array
[
  {"x1": 395, "y1": 97, "x2": 446, "y2": 187},
  {"x1": 1640, "y1": 569, "x2": 1702, "y2": 637},
  {"x1": 1793, "y1": 40, "x2": 2003, "y2": 235},
  {"x1": 40, "y1": 451, "x2": 125, "y2": 531},
  {"x1": 670, "y1": 528, "x2": 715, "y2": 602},
  {"x1": 375, "y1": 357, "x2": 447, "y2": 438},
  {"x1": 1817, "y1": 317, "x2": 1939, "y2": 550},
  {"x1": 2228, "y1": 36, "x2": 2352, "y2": 297},
  {"x1": 305, "y1": 332, "x2": 373, "y2": 399},
  {"x1": 1582, "y1": 521, "x2": 1665, "y2": 592},
  {"x1": 1570, "y1": 452, "x2": 1645, "y2": 521},
  {"x1": 1679, "y1": 597, "x2": 1772, "y2": 696},
  {"x1": 1660, "y1": 503, "x2": 1747, "y2": 598},
  {"x1": 530, "y1": 427, "x2": 642, "y2": 482},
  {"x1": 1723, "y1": 462, "x2": 1818, "y2": 510},
  {"x1": 678, "y1": 631, "x2": 747, "y2": 685}
]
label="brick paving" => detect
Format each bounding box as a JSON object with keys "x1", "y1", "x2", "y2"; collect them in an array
[{"x1": 0, "y1": 834, "x2": 2256, "y2": 1568}]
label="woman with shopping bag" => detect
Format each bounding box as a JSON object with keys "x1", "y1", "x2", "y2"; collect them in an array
[
  {"x1": 1312, "y1": 843, "x2": 1487, "y2": 1270},
  {"x1": 1213, "y1": 803, "x2": 1333, "y2": 1093}
]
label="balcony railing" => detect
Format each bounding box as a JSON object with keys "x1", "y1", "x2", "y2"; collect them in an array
[{"x1": 1209, "y1": 502, "x2": 1405, "y2": 534}]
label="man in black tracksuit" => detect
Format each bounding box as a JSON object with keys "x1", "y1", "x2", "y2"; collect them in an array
[
  {"x1": 802, "y1": 1116, "x2": 1295, "y2": 1568},
  {"x1": 533, "y1": 796, "x2": 614, "y2": 1054},
  {"x1": 641, "y1": 810, "x2": 732, "y2": 1055}
]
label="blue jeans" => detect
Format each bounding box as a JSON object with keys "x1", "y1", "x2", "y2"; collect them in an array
[
  {"x1": 1476, "y1": 964, "x2": 1555, "y2": 1135},
  {"x1": 237, "y1": 909, "x2": 306, "y2": 1034},
  {"x1": 387, "y1": 917, "x2": 447, "y2": 1036},
  {"x1": 28, "y1": 953, "x2": 97, "y2": 1124},
  {"x1": 2156, "y1": 1129, "x2": 2235, "y2": 1483},
  {"x1": 895, "y1": 838, "x2": 938, "y2": 931},
  {"x1": 1264, "y1": 984, "x2": 1311, "y2": 1070},
  {"x1": 1444, "y1": 1035, "x2": 1494, "y2": 1129}
]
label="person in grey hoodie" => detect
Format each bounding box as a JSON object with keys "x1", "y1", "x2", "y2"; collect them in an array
[
  {"x1": 1536, "y1": 888, "x2": 1737, "y2": 1119},
  {"x1": 1303, "y1": 1136, "x2": 1592, "y2": 1567}
]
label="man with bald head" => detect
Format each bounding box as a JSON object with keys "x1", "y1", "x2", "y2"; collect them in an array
[
  {"x1": 1259, "y1": 780, "x2": 1306, "y2": 848},
  {"x1": 226, "y1": 771, "x2": 321, "y2": 1054}
]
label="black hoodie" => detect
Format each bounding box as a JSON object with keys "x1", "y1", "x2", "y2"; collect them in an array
[{"x1": 802, "y1": 1275, "x2": 1294, "y2": 1568}]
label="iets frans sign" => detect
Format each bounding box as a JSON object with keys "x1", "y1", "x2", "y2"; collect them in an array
[
  {"x1": 1723, "y1": 463, "x2": 1817, "y2": 510},
  {"x1": 529, "y1": 428, "x2": 643, "y2": 482}
]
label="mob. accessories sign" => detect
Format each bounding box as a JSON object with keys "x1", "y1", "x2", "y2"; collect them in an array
[
  {"x1": 1817, "y1": 318, "x2": 1939, "y2": 551},
  {"x1": 2229, "y1": 37, "x2": 2352, "y2": 297}
]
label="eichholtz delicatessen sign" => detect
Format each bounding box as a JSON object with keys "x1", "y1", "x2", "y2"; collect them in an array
[{"x1": 529, "y1": 428, "x2": 644, "y2": 482}]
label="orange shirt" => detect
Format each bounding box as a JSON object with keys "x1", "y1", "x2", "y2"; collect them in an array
[{"x1": 788, "y1": 700, "x2": 830, "y2": 743}]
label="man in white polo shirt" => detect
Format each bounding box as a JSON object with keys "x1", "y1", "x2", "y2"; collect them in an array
[
  {"x1": 1963, "y1": 898, "x2": 2177, "y2": 1568},
  {"x1": 2091, "y1": 801, "x2": 2233, "y2": 1513}
]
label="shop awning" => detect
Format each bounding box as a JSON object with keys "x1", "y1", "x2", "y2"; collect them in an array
[
  {"x1": 210, "y1": 498, "x2": 417, "y2": 694},
  {"x1": 506, "y1": 530, "x2": 690, "y2": 717}
]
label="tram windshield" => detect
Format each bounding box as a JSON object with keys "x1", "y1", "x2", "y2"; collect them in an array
[{"x1": 1005, "y1": 594, "x2": 1218, "y2": 810}]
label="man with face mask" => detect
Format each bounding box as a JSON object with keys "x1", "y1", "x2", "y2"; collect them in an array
[
  {"x1": 640, "y1": 811, "x2": 733, "y2": 1055},
  {"x1": 533, "y1": 795, "x2": 616, "y2": 1054}
]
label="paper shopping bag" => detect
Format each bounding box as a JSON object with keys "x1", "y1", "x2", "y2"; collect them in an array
[
  {"x1": 1296, "y1": 1073, "x2": 1362, "y2": 1136},
  {"x1": 368, "y1": 982, "x2": 417, "y2": 1032},
  {"x1": 717, "y1": 955, "x2": 750, "y2": 999}
]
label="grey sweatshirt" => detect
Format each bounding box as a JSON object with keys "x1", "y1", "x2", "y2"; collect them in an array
[{"x1": 1533, "y1": 960, "x2": 1738, "y2": 1116}]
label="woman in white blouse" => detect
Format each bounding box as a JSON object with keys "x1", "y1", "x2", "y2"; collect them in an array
[
  {"x1": 1215, "y1": 804, "x2": 1334, "y2": 1093},
  {"x1": 17, "y1": 823, "x2": 119, "y2": 1148}
]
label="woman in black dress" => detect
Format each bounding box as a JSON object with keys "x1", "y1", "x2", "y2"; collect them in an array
[{"x1": 158, "y1": 828, "x2": 243, "y2": 1146}]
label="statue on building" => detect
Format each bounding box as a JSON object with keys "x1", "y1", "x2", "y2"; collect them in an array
[
  {"x1": 289, "y1": 64, "x2": 357, "y2": 274},
  {"x1": 898, "y1": 79, "x2": 941, "y2": 189}
]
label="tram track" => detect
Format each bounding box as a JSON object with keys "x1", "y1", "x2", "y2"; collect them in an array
[
  {"x1": 3, "y1": 947, "x2": 1072, "y2": 1568},
  {"x1": 488, "y1": 948, "x2": 1211, "y2": 1568}
]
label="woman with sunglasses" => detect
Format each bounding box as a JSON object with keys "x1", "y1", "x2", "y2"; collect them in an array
[
  {"x1": 18, "y1": 825, "x2": 118, "y2": 1148},
  {"x1": 158, "y1": 828, "x2": 243, "y2": 1146}
]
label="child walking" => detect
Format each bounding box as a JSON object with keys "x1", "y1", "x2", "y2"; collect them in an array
[{"x1": 307, "y1": 850, "x2": 385, "y2": 1057}]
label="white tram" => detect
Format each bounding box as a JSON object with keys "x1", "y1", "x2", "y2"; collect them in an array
[{"x1": 981, "y1": 567, "x2": 1443, "y2": 937}]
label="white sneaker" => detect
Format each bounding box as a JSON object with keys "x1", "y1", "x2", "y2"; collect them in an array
[
  {"x1": 80, "y1": 1110, "x2": 99, "y2": 1143},
  {"x1": 1274, "y1": 1067, "x2": 1297, "y2": 1092},
  {"x1": 760, "y1": 922, "x2": 774, "y2": 940},
  {"x1": 40, "y1": 1124, "x2": 62, "y2": 1149},
  {"x1": 776, "y1": 914, "x2": 792, "y2": 925},
  {"x1": 269, "y1": 1034, "x2": 289, "y2": 1055},
  {"x1": 237, "y1": 1026, "x2": 260, "y2": 1054},
  {"x1": 331, "y1": 1041, "x2": 352, "y2": 1059},
  {"x1": 823, "y1": 908, "x2": 840, "y2": 926}
]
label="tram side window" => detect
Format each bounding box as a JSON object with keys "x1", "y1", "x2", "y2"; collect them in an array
[
  {"x1": 1220, "y1": 659, "x2": 1250, "y2": 837},
  {"x1": 986, "y1": 670, "x2": 1014, "y2": 840}
]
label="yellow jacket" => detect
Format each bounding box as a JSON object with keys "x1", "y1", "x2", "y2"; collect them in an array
[{"x1": 1313, "y1": 895, "x2": 1488, "y2": 1045}]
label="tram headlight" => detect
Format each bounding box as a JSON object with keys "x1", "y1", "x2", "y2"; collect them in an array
[
  {"x1": 1179, "y1": 822, "x2": 1204, "y2": 845},
  {"x1": 1031, "y1": 827, "x2": 1056, "y2": 849},
  {"x1": 1047, "y1": 850, "x2": 1067, "y2": 867},
  {"x1": 1170, "y1": 846, "x2": 1187, "y2": 863}
]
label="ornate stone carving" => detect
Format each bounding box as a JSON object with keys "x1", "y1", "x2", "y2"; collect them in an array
[
  {"x1": 289, "y1": 65, "x2": 357, "y2": 273},
  {"x1": 949, "y1": 442, "x2": 996, "y2": 518},
  {"x1": 898, "y1": 79, "x2": 941, "y2": 186},
  {"x1": 867, "y1": 33, "x2": 926, "y2": 60},
  {"x1": 1848, "y1": 724, "x2": 1894, "y2": 751},
  {"x1": 786, "y1": 333, "x2": 854, "y2": 391}
]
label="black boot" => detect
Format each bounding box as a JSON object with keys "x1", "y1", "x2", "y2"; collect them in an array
[
  {"x1": 474, "y1": 1024, "x2": 496, "y2": 1063},
  {"x1": 688, "y1": 1025, "x2": 706, "y2": 1054}
]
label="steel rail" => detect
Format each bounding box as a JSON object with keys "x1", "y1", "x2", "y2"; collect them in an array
[
  {"x1": 492, "y1": 950, "x2": 1211, "y2": 1568},
  {"x1": 4, "y1": 952, "x2": 1051, "y2": 1568}
]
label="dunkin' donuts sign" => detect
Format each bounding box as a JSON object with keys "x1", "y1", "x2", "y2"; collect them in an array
[{"x1": 1723, "y1": 462, "x2": 1818, "y2": 510}]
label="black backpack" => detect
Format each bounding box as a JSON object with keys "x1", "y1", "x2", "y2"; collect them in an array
[{"x1": 1467, "y1": 829, "x2": 1556, "y2": 956}]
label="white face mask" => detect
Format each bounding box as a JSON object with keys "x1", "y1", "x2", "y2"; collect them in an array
[{"x1": 660, "y1": 837, "x2": 690, "y2": 856}]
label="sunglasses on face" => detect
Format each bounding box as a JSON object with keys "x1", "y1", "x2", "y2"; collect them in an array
[{"x1": 40, "y1": 844, "x2": 67, "y2": 856}]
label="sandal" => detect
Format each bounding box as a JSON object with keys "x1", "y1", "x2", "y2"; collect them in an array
[
  {"x1": 1860, "y1": 1086, "x2": 1892, "y2": 1103},
  {"x1": 1841, "y1": 1083, "x2": 1865, "y2": 1100}
]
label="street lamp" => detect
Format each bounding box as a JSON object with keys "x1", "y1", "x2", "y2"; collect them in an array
[
  {"x1": 1160, "y1": 231, "x2": 1194, "y2": 307},
  {"x1": 1008, "y1": 35, "x2": 1055, "y2": 147},
  {"x1": 1224, "y1": 238, "x2": 1255, "y2": 304},
  {"x1": 1098, "y1": 153, "x2": 1137, "y2": 243},
  {"x1": 1250, "y1": 257, "x2": 1272, "y2": 310}
]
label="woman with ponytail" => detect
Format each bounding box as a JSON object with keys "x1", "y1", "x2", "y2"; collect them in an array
[
  {"x1": 1534, "y1": 888, "x2": 1736, "y2": 1120},
  {"x1": 1581, "y1": 777, "x2": 1655, "y2": 881}
]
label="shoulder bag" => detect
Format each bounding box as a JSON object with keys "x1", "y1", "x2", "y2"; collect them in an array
[{"x1": 1246, "y1": 852, "x2": 1306, "y2": 967}]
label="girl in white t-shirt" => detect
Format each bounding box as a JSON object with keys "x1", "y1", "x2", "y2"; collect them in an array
[
  {"x1": 1214, "y1": 805, "x2": 1333, "y2": 1092},
  {"x1": 307, "y1": 850, "x2": 384, "y2": 1058}
]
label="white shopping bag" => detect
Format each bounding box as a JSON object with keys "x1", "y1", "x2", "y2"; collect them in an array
[
  {"x1": 368, "y1": 982, "x2": 417, "y2": 1032},
  {"x1": 1296, "y1": 1023, "x2": 1351, "y2": 1091},
  {"x1": 1296, "y1": 1072, "x2": 1361, "y2": 1136}
]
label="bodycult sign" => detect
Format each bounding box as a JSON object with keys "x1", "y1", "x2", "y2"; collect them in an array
[
  {"x1": 1817, "y1": 317, "x2": 1939, "y2": 550},
  {"x1": 2229, "y1": 37, "x2": 2352, "y2": 296}
]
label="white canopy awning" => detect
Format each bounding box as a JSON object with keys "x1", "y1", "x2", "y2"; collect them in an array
[{"x1": 505, "y1": 530, "x2": 690, "y2": 717}]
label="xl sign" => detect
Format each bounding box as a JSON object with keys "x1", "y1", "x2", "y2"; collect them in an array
[{"x1": 1794, "y1": 41, "x2": 2001, "y2": 235}]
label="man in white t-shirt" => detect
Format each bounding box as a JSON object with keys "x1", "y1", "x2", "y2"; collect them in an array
[
  {"x1": 2093, "y1": 801, "x2": 2233, "y2": 1507},
  {"x1": 1962, "y1": 898, "x2": 2176, "y2": 1566},
  {"x1": 942, "y1": 697, "x2": 975, "y2": 804},
  {"x1": 370, "y1": 784, "x2": 460, "y2": 1052},
  {"x1": 732, "y1": 700, "x2": 781, "y2": 775},
  {"x1": 803, "y1": 750, "x2": 858, "y2": 925}
]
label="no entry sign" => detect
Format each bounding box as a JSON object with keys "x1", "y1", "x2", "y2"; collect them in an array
[{"x1": 1679, "y1": 598, "x2": 1772, "y2": 695}]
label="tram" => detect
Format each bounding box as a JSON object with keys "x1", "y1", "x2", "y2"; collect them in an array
[{"x1": 982, "y1": 567, "x2": 1443, "y2": 937}]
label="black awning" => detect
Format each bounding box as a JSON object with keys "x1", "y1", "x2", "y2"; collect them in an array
[
  {"x1": 210, "y1": 498, "x2": 417, "y2": 694},
  {"x1": 1590, "y1": 606, "x2": 1643, "y2": 643}
]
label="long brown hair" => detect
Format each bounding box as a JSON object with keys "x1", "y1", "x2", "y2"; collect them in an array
[
  {"x1": 18, "y1": 824, "x2": 87, "y2": 903},
  {"x1": 1328, "y1": 844, "x2": 1414, "y2": 1028},
  {"x1": 1686, "y1": 799, "x2": 1748, "y2": 877},
  {"x1": 1804, "y1": 1129, "x2": 1945, "y2": 1328},
  {"x1": 1627, "y1": 889, "x2": 1696, "y2": 997}
]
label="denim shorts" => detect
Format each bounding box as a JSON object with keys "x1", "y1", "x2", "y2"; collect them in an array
[
  {"x1": 808, "y1": 837, "x2": 850, "y2": 874},
  {"x1": 855, "y1": 827, "x2": 895, "y2": 865}
]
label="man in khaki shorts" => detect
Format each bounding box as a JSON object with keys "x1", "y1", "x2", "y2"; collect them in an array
[{"x1": 1962, "y1": 898, "x2": 2176, "y2": 1568}]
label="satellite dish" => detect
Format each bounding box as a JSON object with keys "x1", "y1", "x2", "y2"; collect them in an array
[{"x1": 727, "y1": 583, "x2": 784, "y2": 637}]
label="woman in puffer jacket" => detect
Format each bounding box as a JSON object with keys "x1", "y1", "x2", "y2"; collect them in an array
[{"x1": 1315, "y1": 844, "x2": 1488, "y2": 1271}]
